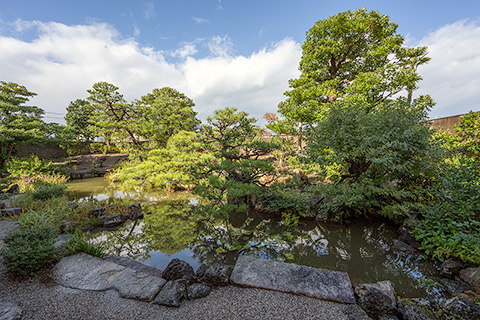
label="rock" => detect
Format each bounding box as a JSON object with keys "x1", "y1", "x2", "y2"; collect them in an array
[
  {"x1": 5, "y1": 184, "x2": 19, "y2": 194},
  {"x1": 344, "y1": 304, "x2": 373, "y2": 320},
  {"x1": 392, "y1": 239, "x2": 416, "y2": 254},
  {"x1": 67, "y1": 202, "x2": 79, "y2": 209},
  {"x1": 0, "y1": 302, "x2": 22, "y2": 320},
  {"x1": 440, "y1": 258, "x2": 464, "y2": 278},
  {"x1": 460, "y1": 267, "x2": 480, "y2": 293},
  {"x1": 0, "y1": 208, "x2": 22, "y2": 217},
  {"x1": 303, "y1": 193, "x2": 324, "y2": 218},
  {"x1": 152, "y1": 280, "x2": 186, "y2": 307},
  {"x1": 196, "y1": 263, "x2": 208, "y2": 280},
  {"x1": 200, "y1": 263, "x2": 233, "y2": 286},
  {"x1": 438, "y1": 277, "x2": 473, "y2": 295},
  {"x1": 442, "y1": 296, "x2": 480, "y2": 320},
  {"x1": 98, "y1": 214, "x2": 129, "y2": 228},
  {"x1": 354, "y1": 280, "x2": 397, "y2": 319},
  {"x1": 378, "y1": 316, "x2": 399, "y2": 320},
  {"x1": 187, "y1": 283, "x2": 212, "y2": 299},
  {"x1": 397, "y1": 227, "x2": 420, "y2": 250},
  {"x1": 230, "y1": 255, "x2": 356, "y2": 304},
  {"x1": 0, "y1": 199, "x2": 10, "y2": 209},
  {"x1": 127, "y1": 203, "x2": 141, "y2": 215},
  {"x1": 54, "y1": 234, "x2": 73, "y2": 248},
  {"x1": 397, "y1": 299, "x2": 432, "y2": 320},
  {"x1": 162, "y1": 258, "x2": 195, "y2": 284},
  {"x1": 53, "y1": 253, "x2": 166, "y2": 302},
  {"x1": 59, "y1": 220, "x2": 79, "y2": 234}
]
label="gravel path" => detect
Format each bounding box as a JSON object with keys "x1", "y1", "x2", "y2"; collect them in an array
[{"x1": 0, "y1": 220, "x2": 356, "y2": 320}]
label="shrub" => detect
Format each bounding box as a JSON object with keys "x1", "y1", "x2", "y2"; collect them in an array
[
  {"x1": 65, "y1": 231, "x2": 104, "y2": 258},
  {"x1": 6, "y1": 155, "x2": 67, "y2": 177},
  {"x1": 31, "y1": 184, "x2": 66, "y2": 200},
  {"x1": 0, "y1": 225, "x2": 59, "y2": 276}
]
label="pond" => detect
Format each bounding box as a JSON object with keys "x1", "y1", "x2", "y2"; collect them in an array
[{"x1": 67, "y1": 177, "x2": 444, "y2": 299}]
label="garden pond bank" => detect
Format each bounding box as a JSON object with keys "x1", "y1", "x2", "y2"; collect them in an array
[{"x1": 68, "y1": 177, "x2": 447, "y2": 299}]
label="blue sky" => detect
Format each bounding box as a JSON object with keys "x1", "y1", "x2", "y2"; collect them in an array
[{"x1": 1, "y1": 0, "x2": 479, "y2": 123}]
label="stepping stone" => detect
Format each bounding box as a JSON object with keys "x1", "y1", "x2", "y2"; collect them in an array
[
  {"x1": 230, "y1": 255, "x2": 356, "y2": 304},
  {"x1": 52, "y1": 253, "x2": 166, "y2": 302},
  {"x1": 0, "y1": 302, "x2": 22, "y2": 320}
]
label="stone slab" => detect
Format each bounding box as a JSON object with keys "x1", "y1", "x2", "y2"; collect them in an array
[
  {"x1": 230, "y1": 255, "x2": 356, "y2": 304},
  {"x1": 0, "y1": 302, "x2": 22, "y2": 320},
  {"x1": 52, "y1": 253, "x2": 166, "y2": 301}
]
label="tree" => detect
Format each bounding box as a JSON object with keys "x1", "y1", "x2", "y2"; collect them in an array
[
  {"x1": 305, "y1": 97, "x2": 439, "y2": 220},
  {"x1": 193, "y1": 108, "x2": 280, "y2": 209},
  {"x1": 455, "y1": 111, "x2": 480, "y2": 160},
  {"x1": 278, "y1": 9, "x2": 427, "y2": 127},
  {"x1": 87, "y1": 82, "x2": 139, "y2": 151},
  {"x1": 0, "y1": 81, "x2": 45, "y2": 170},
  {"x1": 64, "y1": 99, "x2": 94, "y2": 142},
  {"x1": 134, "y1": 87, "x2": 200, "y2": 149}
]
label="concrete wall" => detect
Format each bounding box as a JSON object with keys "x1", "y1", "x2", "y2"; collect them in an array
[
  {"x1": 14, "y1": 142, "x2": 68, "y2": 159},
  {"x1": 429, "y1": 114, "x2": 465, "y2": 134}
]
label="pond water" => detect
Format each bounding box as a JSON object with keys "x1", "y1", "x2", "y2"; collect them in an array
[{"x1": 67, "y1": 177, "x2": 444, "y2": 299}]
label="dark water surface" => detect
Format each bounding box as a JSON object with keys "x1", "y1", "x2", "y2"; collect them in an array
[{"x1": 67, "y1": 177, "x2": 444, "y2": 298}]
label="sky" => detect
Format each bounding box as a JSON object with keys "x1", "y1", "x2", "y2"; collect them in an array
[{"x1": 0, "y1": 0, "x2": 479, "y2": 125}]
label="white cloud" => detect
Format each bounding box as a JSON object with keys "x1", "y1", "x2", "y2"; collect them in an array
[
  {"x1": 192, "y1": 17, "x2": 209, "y2": 24},
  {"x1": 143, "y1": 2, "x2": 155, "y2": 20},
  {"x1": 415, "y1": 20, "x2": 480, "y2": 118},
  {"x1": 207, "y1": 35, "x2": 234, "y2": 57},
  {"x1": 0, "y1": 21, "x2": 301, "y2": 125},
  {"x1": 133, "y1": 25, "x2": 140, "y2": 37},
  {"x1": 172, "y1": 43, "x2": 198, "y2": 59}
]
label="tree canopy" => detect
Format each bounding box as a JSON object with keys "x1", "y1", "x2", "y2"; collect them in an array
[
  {"x1": 0, "y1": 81, "x2": 45, "y2": 169},
  {"x1": 278, "y1": 8, "x2": 430, "y2": 127}
]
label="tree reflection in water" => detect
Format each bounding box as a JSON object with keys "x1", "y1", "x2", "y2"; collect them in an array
[{"x1": 90, "y1": 199, "x2": 442, "y2": 298}]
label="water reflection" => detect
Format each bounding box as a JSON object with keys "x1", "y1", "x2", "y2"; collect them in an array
[{"x1": 87, "y1": 197, "x2": 443, "y2": 298}]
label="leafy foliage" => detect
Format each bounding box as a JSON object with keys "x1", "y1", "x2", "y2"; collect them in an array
[
  {"x1": 305, "y1": 98, "x2": 439, "y2": 219},
  {"x1": 31, "y1": 184, "x2": 67, "y2": 200},
  {"x1": 0, "y1": 81, "x2": 46, "y2": 170},
  {"x1": 455, "y1": 111, "x2": 480, "y2": 159},
  {"x1": 6, "y1": 155, "x2": 67, "y2": 177},
  {"x1": 1, "y1": 225, "x2": 59, "y2": 276},
  {"x1": 65, "y1": 230, "x2": 104, "y2": 258},
  {"x1": 193, "y1": 108, "x2": 280, "y2": 210},
  {"x1": 413, "y1": 158, "x2": 480, "y2": 264},
  {"x1": 134, "y1": 87, "x2": 200, "y2": 149},
  {"x1": 112, "y1": 131, "x2": 211, "y2": 191},
  {"x1": 277, "y1": 9, "x2": 430, "y2": 132}
]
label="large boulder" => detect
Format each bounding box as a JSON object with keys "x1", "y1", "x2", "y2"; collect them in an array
[
  {"x1": 152, "y1": 280, "x2": 186, "y2": 308},
  {"x1": 230, "y1": 255, "x2": 355, "y2": 304},
  {"x1": 162, "y1": 258, "x2": 195, "y2": 284},
  {"x1": 354, "y1": 281, "x2": 397, "y2": 319},
  {"x1": 442, "y1": 296, "x2": 480, "y2": 320},
  {"x1": 460, "y1": 267, "x2": 480, "y2": 293},
  {"x1": 187, "y1": 283, "x2": 212, "y2": 300},
  {"x1": 200, "y1": 263, "x2": 233, "y2": 286},
  {"x1": 437, "y1": 277, "x2": 473, "y2": 295}
]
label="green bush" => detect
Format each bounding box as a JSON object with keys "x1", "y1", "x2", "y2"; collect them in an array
[
  {"x1": 31, "y1": 184, "x2": 67, "y2": 200},
  {"x1": 6, "y1": 155, "x2": 67, "y2": 177},
  {"x1": 65, "y1": 231, "x2": 104, "y2": 258},
  {"x1": 0, "y1": 225, "x2": 59, "y2": 276},
  {"x1": 413, "y1": 158, "x2": 480, "y2": 264}
]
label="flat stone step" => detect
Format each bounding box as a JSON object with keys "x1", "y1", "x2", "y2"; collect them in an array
[
  {"x1": 52, "y1": 253, "x2": 166, "y2": 302},
  {"x1": 230, "y1": 255, "x2": 356, "y2": 304}
]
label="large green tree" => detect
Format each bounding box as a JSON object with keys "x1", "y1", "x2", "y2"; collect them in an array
[
  {"x1": 193, "y1": 108, "x2": 280, "y2": 208},
  {"x1": 134, "y1": 87, "x2": 200, "y2": 149},
  {"x1": 64, "y1": 99, "x2": 94, "y2": 142},
  {"x1": 87, "y1": 82, "x2": 139, "y2": 151},
  {"x1": 278, "y1": 9, "x2": 429, "y2": 128},
  {"x1": 0, "y1": 81, "x2": 45, "y2": 170}
]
